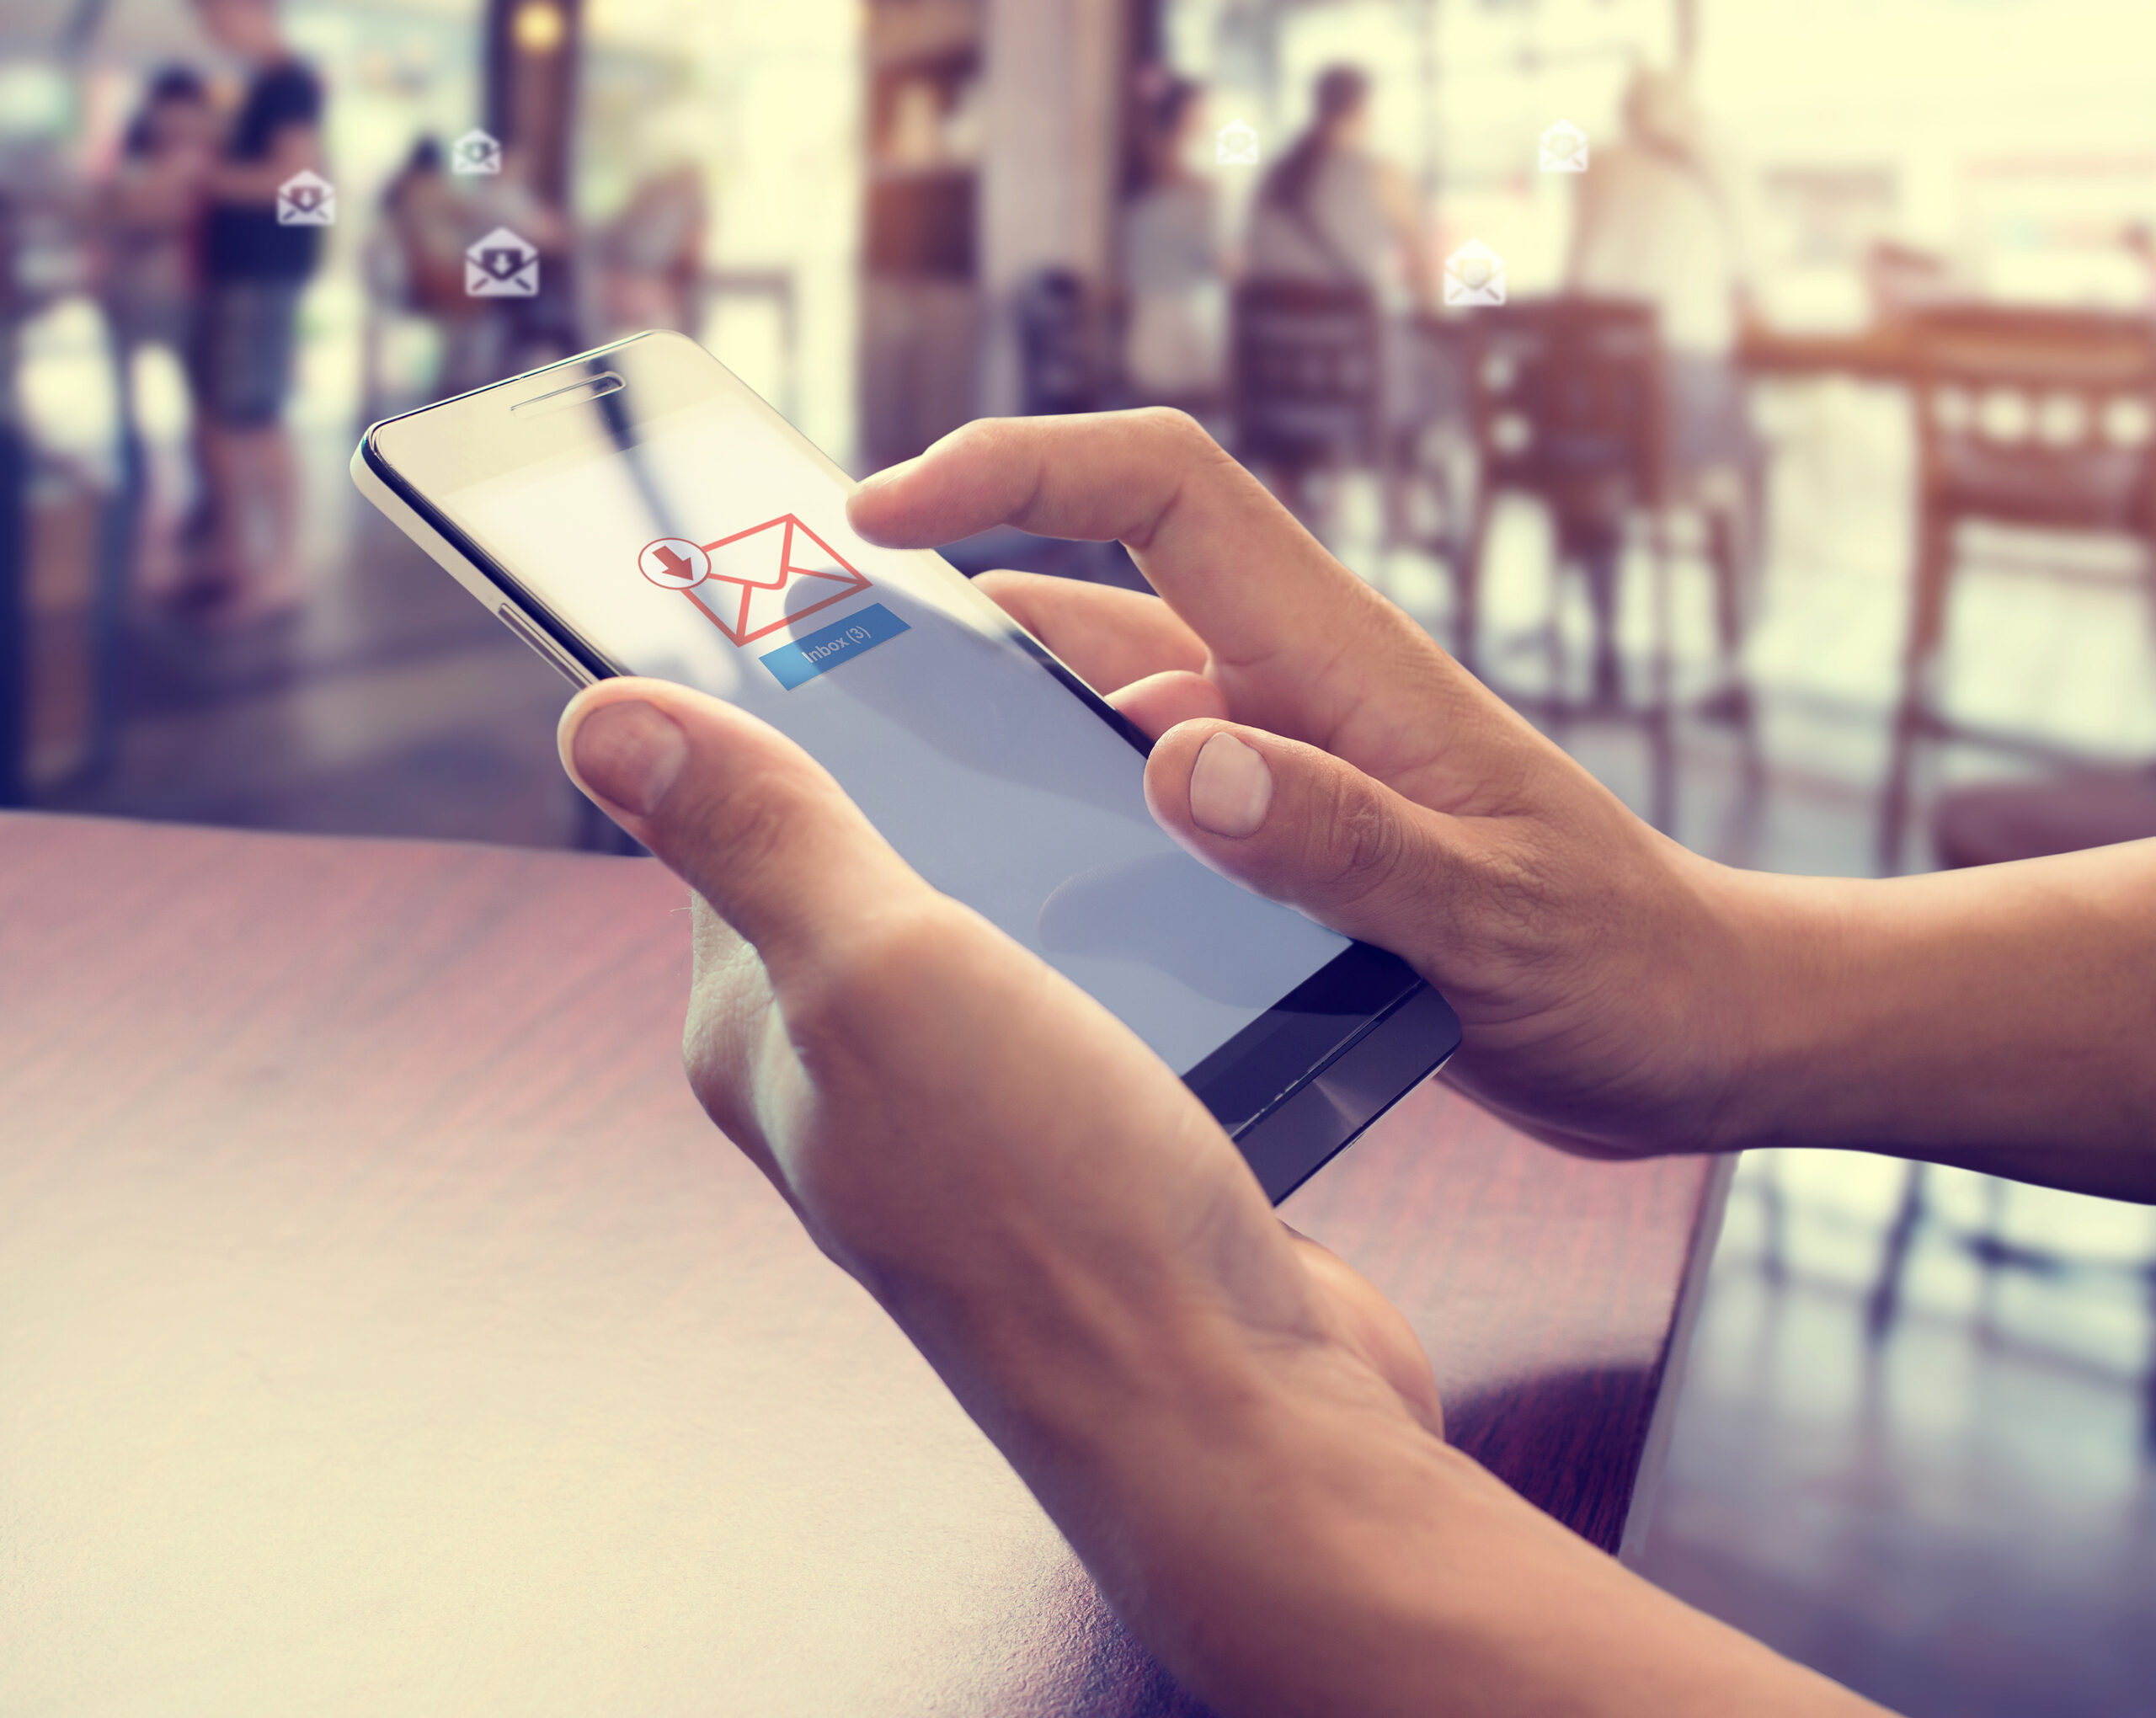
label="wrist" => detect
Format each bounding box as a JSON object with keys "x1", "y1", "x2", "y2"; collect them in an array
[{"x1": 1694, "y1": 865, "x2": 1860, "y2": 1155}]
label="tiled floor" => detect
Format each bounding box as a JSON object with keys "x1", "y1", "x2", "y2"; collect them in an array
[{"x1": 32, "y1": 379, "x2": 2156, "y2": 1715}]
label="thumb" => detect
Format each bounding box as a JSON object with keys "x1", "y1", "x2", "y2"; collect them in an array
[
  {"x1": 1144, "y1": 719, "x2": 1463, "y2": 969},
  {"x1": 558, "y1": 678, "x2": 926, "y2": 980}
]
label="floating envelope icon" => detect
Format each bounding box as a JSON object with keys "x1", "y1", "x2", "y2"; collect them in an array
[
  {"x1": 451, "y1": 127, "x2": 502, "y2": 175},
  {"x1": 651, "y1": 515, "x2": 873, "y2": 646},
  {"x1": 465, "y1": 226, "x2": 540, "y2": 297},
  {"x1": 1539, "y1": 120, "x2": 1589, "y2": 173},
  {"x1": 1215, "y1": 120, "x2": 1260, "y2": 166},
  {"x1": 275, "y1": 169, "x2": 335, "y2": 226},
  {"x1": 1443, "y1": 239, "x2": 1508, "y2": 307}
]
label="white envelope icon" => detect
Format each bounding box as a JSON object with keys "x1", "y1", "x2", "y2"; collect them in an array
[
  {"x1": 644, "y1": 515, "x2": 872, "y2": 647},
  {"x1": 451, "y1": 127, "x2": 503, "y2": 175},
  {"x1": 1443, "y1": 240, "x2": 1508, "y2": 307},
  {"x1": 1215, "y1": 120, "x2": 1259, "y2": 166},
  {"x1": 1539, "y1": 120, "x2": 1589, "y2": 173},
  {"x1": 465, "y1": 226, "x2": 540, "y2": 297},
  {"x1": 275, "y1": 169, "x2": 335, "y2": 226}
]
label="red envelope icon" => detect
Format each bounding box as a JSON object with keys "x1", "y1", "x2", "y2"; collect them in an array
[{"x1": 639, "y1": 515, "x2": 871, "y2": 646}]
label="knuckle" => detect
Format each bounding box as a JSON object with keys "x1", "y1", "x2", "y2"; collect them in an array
[
  {"x1": 1319, "y1": 771, "x2": 1407, "y2": 904},
  {"x1": 1136, "y1": 404, "x2": 1218, "y2": 458},
  {"x1": 778, "y1": 905, "x2": 952, "y2": 1055}
]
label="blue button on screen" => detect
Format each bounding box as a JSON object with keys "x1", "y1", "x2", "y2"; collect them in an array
[{"x1": 759, "y1": 603, "x2": 910, "y2": 690}]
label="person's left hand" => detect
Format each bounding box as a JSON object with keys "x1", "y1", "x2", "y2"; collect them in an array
[{"x1": 557, "y1": 680, "x2": 1445, "y2": 1708}]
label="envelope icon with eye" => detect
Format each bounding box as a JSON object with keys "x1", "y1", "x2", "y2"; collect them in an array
[
  {"x1": 1443, "y1": 239, "x2": 1508, "y2": 307},
  {"x1": 639, "y1": 515, "x2": 872, "y2": 646},
  {"x1": 1539, "y1": 120, "x2": 1589, "y2": 173}
]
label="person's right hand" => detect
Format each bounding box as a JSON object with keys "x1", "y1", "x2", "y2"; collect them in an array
[{"x1": 848, "y1": 410, "x2": 1762, "y2": 1162}]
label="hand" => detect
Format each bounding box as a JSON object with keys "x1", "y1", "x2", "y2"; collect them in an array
[
  {"x1": 846, "y1": 410, "x2": 1757, "y2": 1161},
  {"x1": 555, "y1": 680, "x2": 1452, "y2": 1705}
]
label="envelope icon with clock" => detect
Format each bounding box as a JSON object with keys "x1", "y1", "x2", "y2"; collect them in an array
[{"x1": 638, "y1": 515, "x2": 872, "y2": 646}]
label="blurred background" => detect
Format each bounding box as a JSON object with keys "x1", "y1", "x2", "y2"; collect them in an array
[{"x1": 3, "y1": 0, "x2": 2153, "y2": 1710}]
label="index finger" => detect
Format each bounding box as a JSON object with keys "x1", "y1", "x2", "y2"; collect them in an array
[{"x1": 846, "y1": 411, "x2": 1402, "y2": 684}]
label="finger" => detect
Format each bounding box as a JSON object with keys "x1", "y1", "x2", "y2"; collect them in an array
[
  {"x1": 974, "y1": 569, "x2": 1204, "y2": 694},
  {"x1": 848, "y1": 412, "x2": 1402, "y2": 691},
  {"x1": 1108, "y1": 670, "x2": 1228, "y2": 741},
  {"x1": 1142, "y1": 718, "x2": 1468, "y2": 965},
  {"x1": 558, "y1": 678, "x2": 927, "y2": 983}
]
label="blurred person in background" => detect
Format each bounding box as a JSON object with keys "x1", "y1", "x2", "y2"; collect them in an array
[
  {"x1": 1246, "y1": 66, "x2": 1432, "y2": 314},
  {"x1": 594, "y1": 159, "x2": 708, "y2": 340},
  {"x1": 1244, "y1": 66, "x2": 1443, "y2": 536},
  {"x1": 100, "y1": 67, "x2": 216, "y2": 600},
  {"x1": 466, "y1": 143, "x2": 577, "y2": 378},
  {"x1": 1120, "y1": 73, "x2": 1230, "y2": 408},
  {"x1": 1565, "y1": 64, "x2": 1762, "y2": 706},
  {"x1": 2122, "y1": 222, "x2": 2156, "y2": 319},
  {"x1": 189, "y1": 0, "x2": 328, "y2": 623},
  {"x1": 370, "y1": 136, "x2": 489, "y2": 403}
]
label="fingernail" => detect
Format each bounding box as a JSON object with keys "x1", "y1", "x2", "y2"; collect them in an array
[
  {"x1": 1189, "y1": 731, "x2": 1273, "y2": 839},
  {"x1": 570, "y1": 700, "x2": 687, "y2": 818}
]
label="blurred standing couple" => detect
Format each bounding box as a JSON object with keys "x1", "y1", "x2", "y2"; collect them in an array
[{"x1": 104, "y1": 0, "x2": 326, "y2": 625}]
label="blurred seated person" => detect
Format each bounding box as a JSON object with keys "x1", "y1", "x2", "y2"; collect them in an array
[
  {"x1": 1564, "y1": 66, "x2": 1762, "y2": 705},
  {"x1": 377, "y1": 138, "x2": 471, "y2": 313},
  {"x1": 595, "y1": 162, "x2": 708, "y2": 339},
  {"x1": 1246, "y1": 65, "x2": 1430, "y2": 312},
  {"x1": 100, "y1": 66, "x2": 216, "y2": 600},
  {"x1": 465, "y1": 143, "x2": 579, "y2": 379},
  {"x1": 554, "y1": 407, "x2": 2156, "y2": 1717},
  {"x1": 1120, "y1": 74, "x2": 1229, "y2": 408},
  {"x1": 1243, "y1": 66, "x2": 1446, "y2": 535}
]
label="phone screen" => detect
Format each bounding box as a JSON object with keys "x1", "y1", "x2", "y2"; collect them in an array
[{"x1": 419, "y1": 383, "x2": 1353, "y2": 1078}]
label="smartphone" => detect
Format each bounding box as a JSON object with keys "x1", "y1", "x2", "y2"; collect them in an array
[{"x1": 352, "y1": 331, "x2": 1460, "y2": 1203}]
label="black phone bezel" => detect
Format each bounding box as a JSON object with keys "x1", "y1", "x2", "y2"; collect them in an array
[{"x1": 358, "y1": 339, "x2": 1444, "y2": 1152}]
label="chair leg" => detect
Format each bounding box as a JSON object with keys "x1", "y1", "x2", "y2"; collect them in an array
[
  {"x1": 1864, "y1": 1160, "x2": 1927, "y2": 1346},
  {"x1": 1453, "y1": 489, "x2": 1492, "y2": 676},
  {"x1": 1880, "y1": 507, "x2": 1956, "y2": 875},
  {"x1": 1648, "y1": 523, "x2": 1677, "y2": 835}
]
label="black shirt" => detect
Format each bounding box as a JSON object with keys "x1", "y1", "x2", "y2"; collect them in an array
[{"x1": 202, "y1": 60, "x2": 326, "y2": 283}]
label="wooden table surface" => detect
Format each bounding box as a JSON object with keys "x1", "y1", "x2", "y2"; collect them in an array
[
  {"x1": 0, "y1": 812, "x2": 1729, "y2": 1717},
  {"x1": 1738, "y1": 323, "x2": 1919, "y2": 382}
]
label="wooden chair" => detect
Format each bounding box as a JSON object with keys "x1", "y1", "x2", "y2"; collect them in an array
[
  {"x1": 1230, "y1": 278, "x2": 1382, "y2": 534},
  {"x1": 1460, "y1": 296, "x2": 1758, "y2": 835},
  {"x1": 1881, "y1": 306, "x2": 2156, "y2": 871}
]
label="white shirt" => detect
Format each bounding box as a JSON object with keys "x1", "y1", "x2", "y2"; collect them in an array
[{"x1": 1566, "y1": 141, "x2": 1748, "y2": 356}]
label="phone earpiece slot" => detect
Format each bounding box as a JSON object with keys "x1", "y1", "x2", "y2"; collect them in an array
[{"x1": 510, "y1": 371, "x2": 627, "y2": 418}]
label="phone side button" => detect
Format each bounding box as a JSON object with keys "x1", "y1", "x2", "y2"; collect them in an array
[{"x1": 497, "y1": 606, "x2": 594, "y2": 690}]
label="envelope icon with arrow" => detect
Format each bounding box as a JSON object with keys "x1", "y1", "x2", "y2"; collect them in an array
[
  {"x1": 465, "y1": 226, "x2": 541, "y2": 297},
  {"x1": 642, "y1": 515, "x2": 872, "y2": 646}
]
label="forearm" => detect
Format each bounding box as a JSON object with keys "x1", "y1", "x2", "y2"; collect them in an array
[
  {"x1": 1718, "y1": 840, "x2": 2156, "y2": 1198},
  {"x1": 937, "y1": 1302, "x2": 1881, "y2": 1716}
]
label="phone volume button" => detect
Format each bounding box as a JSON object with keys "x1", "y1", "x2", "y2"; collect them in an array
[{"x1": 496, "y1": 606, "x2": 594, "y2": 689}]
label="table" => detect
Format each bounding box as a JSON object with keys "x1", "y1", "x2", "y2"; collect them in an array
[
  {"x1": 1737, "y1": 323, "x2": 1919, "y2": 383},
  {"x1": 0, "y1": 812, "x2": 1730, "y2": 1717}
]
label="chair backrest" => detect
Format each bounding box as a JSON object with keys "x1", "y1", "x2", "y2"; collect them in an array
[
  {"x1": 1465, "y1": 296, "x2": 1666, "y2": 514},
  {"x1": 1230, "y1": 278, "x2": 1381, "y2": 467},
  {"x1": 1909, "y1": 305, "x2": 2156, "y2": 536}
]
